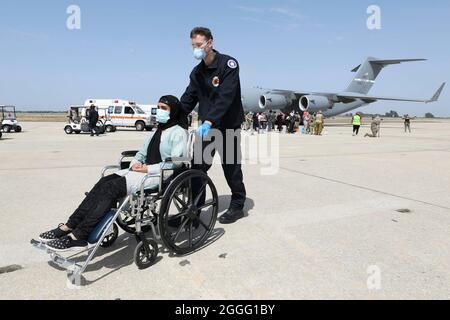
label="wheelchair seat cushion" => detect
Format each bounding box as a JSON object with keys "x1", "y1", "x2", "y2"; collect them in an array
[{"x1": 88, "y1": 210, "x2": 116, "y2": 244}]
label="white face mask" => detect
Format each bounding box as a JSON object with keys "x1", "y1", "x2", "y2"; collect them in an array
[
  {"x1": 156, "y1": 109, "x2": 170, "y2": 124},
  {"x1": 193, "y1": 41, "x2": 209, "y2": 60},
  {"x1": 193, "y1": 48, "x2": 207, "y2": 60}
]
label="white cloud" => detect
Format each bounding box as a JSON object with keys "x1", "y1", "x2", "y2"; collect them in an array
[
  {"x1": 235, "y1": 5, "x2": 265, "y2": 14},
  {"x1": 240, "y1": 16, "x2": 282, "y2": 29},
  {"x1": 235, "y1": 4, "x2": 304, "y2": 20},
  {"x1": 270, "y1": 7, "x2": 304, "y2": 20},
  {"x1": 235, "y1": 5, "x2": 305, "y2": 31}
]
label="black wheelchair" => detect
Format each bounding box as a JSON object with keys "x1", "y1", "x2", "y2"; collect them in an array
[{"x1": 32, "y1": 132, "x2": 219, "y2": 280}]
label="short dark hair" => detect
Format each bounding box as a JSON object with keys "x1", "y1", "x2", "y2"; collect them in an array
[{"x1": 190, "y1": 27, "x2": 213, "y2": 40}]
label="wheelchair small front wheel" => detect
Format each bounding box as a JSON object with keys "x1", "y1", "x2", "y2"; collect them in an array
[
  {"x1": 134, "y1": 240, "x2": 159, "y2": 269},
  {"x1": 100, "y1": 223, "x2": 119, "y2": 248}
]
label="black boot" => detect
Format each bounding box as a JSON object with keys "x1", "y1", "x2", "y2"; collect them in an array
[{"x1": 219, "y1": 208, "x2": 245, "y2": 224}]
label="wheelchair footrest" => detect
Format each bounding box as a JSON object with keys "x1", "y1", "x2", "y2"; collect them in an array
[
  {"x1": 30, "y1": 239, "x2": 47, "y2": 251},
  {"x1": 49, "y1": 252, "x2": 83, "y2": 272},
  {"x1": 30, "y1": 239, "x2": 83, "y2": 272}
]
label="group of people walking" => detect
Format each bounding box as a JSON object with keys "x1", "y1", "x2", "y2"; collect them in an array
[
  {"x1": 244, "y1": 110, "x2": 325, "y2": 135},
  {"x1": 244, "y1": 110, "x2": 289, "y2": 133},
  {"x1": 245, "y1": 110, "x2": 415, "y2": 138},
  {"x1": 303, "y1": 111, "x2": 325, "y2": 135}
]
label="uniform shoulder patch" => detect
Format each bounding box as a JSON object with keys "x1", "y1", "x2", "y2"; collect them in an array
[{"x1": 227, "y1": 59, "x2": 238, "y2": 69}]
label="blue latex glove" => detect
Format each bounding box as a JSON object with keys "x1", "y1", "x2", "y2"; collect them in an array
[{"x1": 197, "y1": 122, "x2": 212, "y2": 137}]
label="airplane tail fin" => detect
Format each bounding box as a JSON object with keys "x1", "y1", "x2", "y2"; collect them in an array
[{"x1": 346, "y1": 58, "x2": 427, "y2": 94}]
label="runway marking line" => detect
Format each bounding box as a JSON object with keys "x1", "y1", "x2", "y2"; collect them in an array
[{"x1": 279, "y1": 166, "x2": 450, "y2": 211}]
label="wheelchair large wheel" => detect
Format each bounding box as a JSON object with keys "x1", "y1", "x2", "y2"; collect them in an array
[
  {"x1": 134, "y1": 240, "x2": 159, "y2": 269},
  {"x1": 158, "y1": 170, "x2": 218, "y2": 255}
]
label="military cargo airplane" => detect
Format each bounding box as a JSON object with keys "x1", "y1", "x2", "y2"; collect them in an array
[{"x1": 241, "y1": 57, "x2": 445, "y2": 117}]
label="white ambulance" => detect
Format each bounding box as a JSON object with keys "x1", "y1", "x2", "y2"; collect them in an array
[
  {"x1": 84, "y1": 99, "x2": 156, "y2": 131},
  {"x1": 138, "y1": 104, "x2": 158, "y2": 125}
]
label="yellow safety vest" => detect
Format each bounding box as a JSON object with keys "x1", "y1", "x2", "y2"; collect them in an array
[{"x1": 352, "y1": 115, "x2": 361, "y2": 126}]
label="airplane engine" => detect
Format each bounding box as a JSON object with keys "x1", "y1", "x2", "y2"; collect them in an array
[
  {"x1": 259, "y1": 94, "x2": 291, "y2": 110},
  {"x1": 299, "y1": 95, "x2": 333, "y2": 112}
]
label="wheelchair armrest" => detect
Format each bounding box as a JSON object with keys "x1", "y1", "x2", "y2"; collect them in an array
[
  {"x1": 101, "y1": 165, "x2": 120, "y2": 178},
  {"x1": 161, "y1": 157, "x2": 191, "y2": 171},
  {"x1": 121, "y1": 150, "x2": 139, "y2": 157},
  {"x1": 163, "y1": 157, "x2": 191, "y2": 164}
]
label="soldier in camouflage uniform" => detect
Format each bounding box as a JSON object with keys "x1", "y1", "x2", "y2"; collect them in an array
[{"x1": 364, "y1": 116, "x2": 382, "y2": 138}]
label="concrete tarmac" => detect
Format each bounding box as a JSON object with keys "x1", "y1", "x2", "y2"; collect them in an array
[{"x1": 1, "y1": 120, "x2": 450, "y2": 299}]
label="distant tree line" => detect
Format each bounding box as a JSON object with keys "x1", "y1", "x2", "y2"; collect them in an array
[
  {"x1": 343, "y1": 110, "x2": 438, "y2": 118},
  {"x1": 13, "y1": 110, "x2": 442, "y2": 118},
  {"x1": 16, "y1": 110, "x2": 66, "y2": 114}
]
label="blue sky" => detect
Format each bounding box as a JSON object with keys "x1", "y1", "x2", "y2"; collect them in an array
[{"x1": 0, "y1": 0, "x2": 449, "y2": 116}]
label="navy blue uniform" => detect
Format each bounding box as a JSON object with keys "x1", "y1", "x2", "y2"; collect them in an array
[
  {"x1": 88, "y1": 109, "x2": 99, "y2": 127},
  {"x1": 181, "y1": 50, "x2": 247, "y2": 210},
  {"x1": 181, "y1": 50, "x2": 245, "y2": 129},
  {"x1": 87, "y1": 109, "x2": 99, "y2": 136}
]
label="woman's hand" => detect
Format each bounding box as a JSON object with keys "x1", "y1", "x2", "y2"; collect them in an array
[
  {"x1": 131, "y1": 163, "x2": 148, "y2": 173},
  {"x1": 131, "y1": 163, "x2": 142, "y2": 171},
  {"x1": 138, "y1": 165, "x2": 148, "y2": 173}
]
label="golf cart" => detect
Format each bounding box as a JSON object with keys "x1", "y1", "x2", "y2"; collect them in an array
[
  {"x1": 64, "y1": 106, "x2": 115, "y2": 135},
  {"x1": 1, "y1": 105, "x2": 22, "y2": 133}
]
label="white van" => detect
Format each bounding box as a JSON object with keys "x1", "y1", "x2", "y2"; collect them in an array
[{"x1": 84, "y1": 99, "x2": 155, "y2": 131}]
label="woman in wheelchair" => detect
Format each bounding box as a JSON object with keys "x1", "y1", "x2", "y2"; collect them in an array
[{"x1": 38, "y1": 95, "x2": 188, "y2": 252}]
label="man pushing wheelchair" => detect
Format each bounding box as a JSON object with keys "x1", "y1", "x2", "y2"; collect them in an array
[{"x1": 33, "y1": 27, "x2": 246, "y2": 277}]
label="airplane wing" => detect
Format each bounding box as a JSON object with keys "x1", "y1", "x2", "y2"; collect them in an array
[
  {"x1": 268, "y1": 89, "x2": 310, "y2": 96},
  {"x1": 272, "y1": 82, "x2": 446, "y2": 104},
  {"x1": 267, "y1": 89, "x2": 335, "y2": 99},
  {"x1": 336, "y1": 82, "x2": 445, "y2": 104}
]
